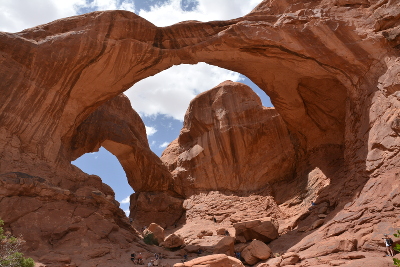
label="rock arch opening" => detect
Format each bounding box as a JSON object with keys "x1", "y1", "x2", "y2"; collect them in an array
[
  {"x1": 124, "y1": 62, "x2": 273, "y2": 157},
  {"x1": 72, "y1": 147, "x2": 133, "y2": 216},
  {"x1": 69, "y1": 94, "x2": 172, "y2": 195}
]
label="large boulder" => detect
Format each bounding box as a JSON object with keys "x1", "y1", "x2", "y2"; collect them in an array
[
  {"x1": 213, "y1": 236, "x2": 235, "y2": 256},
  {"x1": 144, "y1": 223, "x2": 165, "y2": 244},
  {"x1": 280, "y1": 252, "x2": 300, "y2": 266},
  {"x1": 161, "y1": 233, "x2": 185, "y2": 249},
  {"x1": 173, "y1": 254, "x2": 244, "y2": 267},
  {"x1": 241, "y1": 240, "x2": 272, "y2": 265},
  {"x1": 234, "y1": 218, "x2": 279, "y2": 243}
]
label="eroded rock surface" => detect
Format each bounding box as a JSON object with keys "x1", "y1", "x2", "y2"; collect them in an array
[
  {"x1": 0, "y1": 172, "x2": 137, "y2": 267},
  {"x1": 161, "y1": 81, "x2": 295, "y2": 196},
  {"x1": 234, "y1": 218, "x2": 279, "y2": 243},
  {"x1": 173, "y1": 254, "x2": 244, "y2": 267},
  {"x1": 71, "y1": 93, "x2": 172, "y2": 192},
  {"x1": 241, "y1": 240, "x2": 272, "y2": 265},
  {"x1": 0, "y1": 0, "x2": 400, "y2": 266}
]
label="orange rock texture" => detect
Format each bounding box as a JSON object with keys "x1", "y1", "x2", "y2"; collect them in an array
[
  {"x1": 0, "y1": 0, "x2": 400, "y2": 266},
  {"x1": 70, "y1": 93, "x2": 172, "y2": 192},
  {"x1": 161, "y1": 81, "x2": 295, "y2": 196}
]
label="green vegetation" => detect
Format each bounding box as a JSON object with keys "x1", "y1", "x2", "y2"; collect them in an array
[
  {"x1": 0, "y1": 219, "x2": 34, "y2": 267},
  {"x1": 393, "y1": 230, "x2": 400, "y2": 266},
  {"x1": 143, "y1": 232, "x2": 158, "y2": 246}
]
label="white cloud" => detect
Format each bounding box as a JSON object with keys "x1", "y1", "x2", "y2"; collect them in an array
[
  {"x1": 0, "y1": 0, "x2": 135, "y2": 32},
  {"x1": 124, "y1": 209, "x2": 130, "y2": 217},
  {"x1": 83, "y1": 0, "x2": 135, "y2": 12},
  {"x1": 119, "y1": 1, "x2": 135, "y2": 12},
  {"x1": 121, "y1": 196, "x2": 130, "y2": 204},
  {"x1": 150, "y1": 140, "x2": 156, "y2": 147},
  {"x1": 145, "y1": 126, "x2": 157, "y2": 136},
  {"x1": 159, "y1": 142, "x2": 170, "y2": 148},
  {"x1": 126, "y1": 63, "x2": 243, "y2": 121},
  {"x1": 139, "y1": 0, "x2": 261, "y2": 27},
  {"x1": 0, "y1": 0, "x2": 83, "y2": 32}
]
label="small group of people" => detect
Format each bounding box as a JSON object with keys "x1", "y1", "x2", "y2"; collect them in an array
[
  {"x1": 130, "y1": 253, "x2": 143, "y2": 265},
  {"x1": 131, "y1": 252, "x2": 163, "y2": 266}
]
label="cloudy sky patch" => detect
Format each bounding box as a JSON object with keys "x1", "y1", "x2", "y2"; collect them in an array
[
  {"x1": 159, "y1": 142, "x2": 170, "y2": 148},
  {"x1": 121, "y1": 196, "x2": 130, "y2": 204},
  {"x1": 145, "y1": 126, "x2": 158, "y2": 136},
  {"x1": 126, "y1": 63, "x2": 243, "y2": 121}
]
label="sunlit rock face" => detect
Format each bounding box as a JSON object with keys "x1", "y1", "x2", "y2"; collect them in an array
[
  {"x1": 0, "y1": 0, "x2": 400, "y2": 265},
  {"x1": 161, "y1": 81, "x2": 296, "y2": 196}
]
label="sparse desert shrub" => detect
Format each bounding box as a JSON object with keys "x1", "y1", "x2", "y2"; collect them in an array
[
  {"x1": 393, "y1": 230, "x2": 400, "y2": 266},
  {"x1": 143, "y1": 232, "x2": 158, "y2": 246},
  {"x1": 0, "y1": 219, "x2": 34, "y2": 267}
]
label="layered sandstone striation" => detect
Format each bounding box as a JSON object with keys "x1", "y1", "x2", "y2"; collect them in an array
[
  {"x1": 161, "y1": 81, "x2": 295, "y2": 196},
  {"x1": 0, "y1": 0, "x2": 400, "y2": 266}
]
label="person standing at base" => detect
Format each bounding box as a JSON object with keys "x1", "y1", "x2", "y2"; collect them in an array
[
  {"x1": 130, "y1": 253, "x2": 135, "y2": 263},
  {"x1": 383, "y1": 234, "x2": 395, "y2": 256}
]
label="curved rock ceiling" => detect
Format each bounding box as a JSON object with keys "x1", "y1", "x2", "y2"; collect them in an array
[{"x1": 1, "y1": 2, "x2": 396, "y2": 181}]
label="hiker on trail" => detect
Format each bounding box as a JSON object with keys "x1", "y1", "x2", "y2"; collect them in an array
[
  {"x1": 137, "y1": 253, "x2": 144, "y2": 265},
  {"x1": 383, "y1": 234, "x2": 395, "y2": 256}
]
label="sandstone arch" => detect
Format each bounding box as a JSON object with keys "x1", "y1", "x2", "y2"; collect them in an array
[
  {"x1": 70, "y1": 93, "x2": 172, "y2": 192},
  {"x1": 1, "y1": 1, "x2": 400, "y2": 265},
  {"x1": 0, "y1": 5, "x2": 379, "y2": 182}
]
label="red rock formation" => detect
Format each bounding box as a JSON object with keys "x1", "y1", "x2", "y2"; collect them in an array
[
  {"x1": 161, "y1": 81, "x2": 295, "y2": 196},
  {"x1": 0, "y1": 172, "x2": 137, "y2": 267},
  {"x1": 234, "y1": 218, "x2": 279, "y2": 244},
  {"x1": 0, "y1": 0, "x2": 399, "y2": 266},
  {"x1": 71, "y1": 93, "x2": 172, "y2": 192},
  {"x1": 129, "y1": 190, "x2": 184, "y2": 229},
  {"x1": 174, "y1": 254, "x2": 244, "y2": 267},
  {"x1": 241, "y1": 240, "x2": 272, "y2": 265}
]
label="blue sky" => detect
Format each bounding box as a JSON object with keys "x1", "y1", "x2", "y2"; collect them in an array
[{"x1": 0, "y1": 0, "x2": 271, "y2": 216}]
